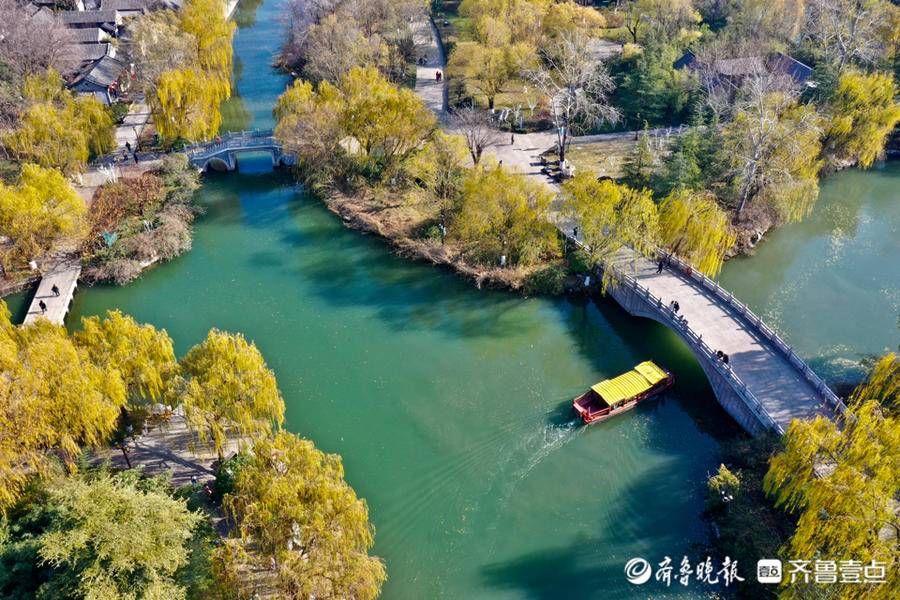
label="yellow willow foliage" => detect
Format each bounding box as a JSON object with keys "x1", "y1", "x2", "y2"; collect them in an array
[
  {"x1": 154, "y1": 68, "x2": 230, "y2": 142},
  {"x1": 339, "y1": 67, "x2": 436, "y2": 174},
  {"x1": 220, "y1": 431, "x2": 386, "y2": 600},
  {"x1": 764, "y1": 398, "x2": 899, "y2": 600},
  {"x1": 827, "y1": 70, "x2": 900, "y2": 168},
  {"x1": 453, "y1": 165, "x2": 559, "y2": 266},
  {"x1": 73, "y1": 310, "x2": 178, "y2": 405},
  {"x1": 658, "y1": 189, "x2": 734, "y2": 277},
  {"x1": 180, "y1": 0, "x2": 235, "y2": 82},
  {"x1": 562, "y1": 173, "x2": 659, "y2": 264},
  {"x1": 3, "y1": 89, "x2": 114, "y2": 175},
  {"x1": 179, "y1": 329, "x2": 284, "y2": 459},
  {"x1": 542, "y1": 1, "x2": 607, "y2": 38},
  {"x1": 0, "y1": 304, "x2": 126, "y2": 512},
  {"x1": 850, "y1": 352, "x2": 899, "y2": 417},
  {"x1": 0, "y1": 164, "x2": 86, "y2": 269},
  {"x1": 22, "y1": 68, "x2": 66, "y2": 103},
  {"x1": 460, "y1": 0, "x2": 550, "y2": 46}
]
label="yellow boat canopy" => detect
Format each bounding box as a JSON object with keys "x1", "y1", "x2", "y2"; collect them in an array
[{"x1": 591, "y1": 361, "x2": 668, "y2": 407}]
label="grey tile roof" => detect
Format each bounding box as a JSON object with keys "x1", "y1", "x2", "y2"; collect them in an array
[
  {"x1": 63, "y1": 27, "x2": 106, "y2": 44},
  {"x1": 60, "y1": 9, "x2": 120, "y2": 25}
]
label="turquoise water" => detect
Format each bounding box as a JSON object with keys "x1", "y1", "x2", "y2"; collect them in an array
[
  {"x1": 719, "y1": 161, "x2": 900, "y2": 385},
  {"x1": 3, "y1": 1, "x2": 897, "y2": 597}
]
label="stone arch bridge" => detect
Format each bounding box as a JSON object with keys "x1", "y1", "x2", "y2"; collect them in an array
[{"x1": 184, "y1": 129, "x2": 293, "y2": 172}]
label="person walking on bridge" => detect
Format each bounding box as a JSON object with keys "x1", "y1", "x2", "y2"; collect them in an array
[
  {"x1": 657, "y1": 259, "x2": 665, "y2": 273},
  {"x1": 51, "y1": 284, "x2": 59, "y2": 297},
  {"x1": 38, "y1": 300, "x2": 47, "y2": 314}
]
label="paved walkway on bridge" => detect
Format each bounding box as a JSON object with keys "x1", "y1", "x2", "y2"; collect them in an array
[
  {"x1": 23, "y1": 258, "x2": 81, "y2": 326},
  {"x1": 622, "y1": 256, "x2": 836, "y2": 430}
]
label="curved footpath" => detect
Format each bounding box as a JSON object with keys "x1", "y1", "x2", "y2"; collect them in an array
[{"x1": 411, "y1": 19, "x2": 842, "y2": 434}]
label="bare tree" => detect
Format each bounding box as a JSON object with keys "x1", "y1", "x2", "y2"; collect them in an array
[
  {"x1": 0, "y1": 0, "x2": 67, "y2": 77},
  {"x1": 450, "y1": 106, "x2": 501, "y2": 165},
  {"x1": 805, "y1": 0, "x2": 895, "y2": 69},
  {"x1": 524, "y1": 32, "x2": 618, "y2": 162}
]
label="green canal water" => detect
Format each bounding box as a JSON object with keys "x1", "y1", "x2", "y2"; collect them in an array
[{"x1": 4, "y1": 1, "x2": 897, "y2": 597}]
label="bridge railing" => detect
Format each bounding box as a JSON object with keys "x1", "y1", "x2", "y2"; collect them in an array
[
  {"x1": 658, "y1": 251, "x2": 847, "y2": 417},
  {"x1": 184, "y1": 129, "x2": 276, "y2": 158},
  {"x1": 613, "y1": 267, "x2": 786, "y2": 434}
]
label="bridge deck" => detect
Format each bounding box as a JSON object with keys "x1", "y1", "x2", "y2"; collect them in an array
[
  {"x1": 23, "y1": 260, "x2": 81, "y2": 326},
  {"x1": 619, "y1": 254, "x2": 836, "y2": 431}
]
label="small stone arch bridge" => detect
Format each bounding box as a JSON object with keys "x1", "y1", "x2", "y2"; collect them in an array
[
  {"x1": 184, "y1": 129, "x2": 293, "y2": 172},
  {"x1": 596, "y1": 249, "x2": 846, "y2": 436}
]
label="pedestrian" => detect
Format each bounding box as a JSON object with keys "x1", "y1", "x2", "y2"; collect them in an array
[
  {"x1": 38, "y1": 300, "x2": 47, "y2": 313},
  {"x1": 51, "y1": 284, "x2": 60, "y2": 297},
  {"x1": 673, "y1": 301, "x2": 680, "y2": 313},
  {"x1": 722, "y1": 353, "x2": 729, "y2": 365},
  {"x1": 656, "y1": 259, "x2": 664, "y2": 273},
  {"x1": 510, "y1": 132, "x2": 515, "y2": 145},
  {"x1": 572, "y1": 226, "x2": 578, "y2": 238},
  {"x1": 715, "y1": 350, "x2": 723, "y2": 359},
  {"x1": 125, "y1": 141, "x2": 131, "y2": 152},
  {"x1": 435, "y1": 70, "x2": 442, "y2": 82},
  {"x1": 499, "y1": 160, "x2": 503, "y2": 166}
]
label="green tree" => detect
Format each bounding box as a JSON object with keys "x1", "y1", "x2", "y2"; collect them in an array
[
  {"x1": 658, "y1": 189, "x2": 734, "y2": 276},
  {"x1": 216, "y1": 432, "x2": 386, "y2": 600},
  {"x1": 764, "y1": 357, "x2": 899, "y2": 600},
  {"x1": 561, "y1": 174, "x2": 659, "y2": 285},
  {"x1": 620, "y1": 127, "x2": 659, "y2": 190},
  {"x1": 38, "y1": 470, "x2": 201, "y2": 600},
  {"x1": 178, "y1": 329, "x2": 285, "y2": 460},
  {"x1": 824, "y1": 70, "x2": 900, "y2": 168},
  {"x1": 452, "y1": 166, "x2": 560, "y2": 266},
  {"x1": 615, "y1": 43, "x2": 697, "y2": 127},
  {"x1": 0, "y1": 163, "x2": 86, "y2": 271}
]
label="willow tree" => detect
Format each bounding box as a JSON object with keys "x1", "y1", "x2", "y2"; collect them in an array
[
  {"x1": 561, "y1": 173, "x2": 659, "y2": 276},
  {"x1": 0, "y1": 304, "x2": 126, "y2": 511},
  {"x1": 73, "y1": 310, "x2": 178, "y2": 406},
  {"x1": 825, "y1": 70, "x2": 900, "y2": 169},
  {"x1": 453, "y1": 166, "x2": 559, "y2": 266},
  {"x1": 0, "y1": 164, "x2": 86, "y2": 271},
  {"x1": 339, "y1": 66, "x2": 436, "y2": 176},
  {"x1": 178, "y1": 329, "x2": 284, "y2": 459},
  {"x1": 723, "y1": 90, "x2": 823, "y2": 222},
  {"x1": 216, "y1": 431, "x2": 386, "y2": 600},
  {"x1": 180, "y1": 0, "x2": 235, "y2": 82},
  {"x1": 154, "y1": 68, "x2": 230, "y2": 142},
  {"x1": 3, "y1": 70, "x2": 114, "y2": 174},
  {"x1": 38, "y1": 470, "x2": 201, "y2": 599},
  {"x1": 764, "y1": 356, "x2": 899, "y2": 599},
  {"x1": 658, "y1": 189, "x2": 734, "y2": 276}
]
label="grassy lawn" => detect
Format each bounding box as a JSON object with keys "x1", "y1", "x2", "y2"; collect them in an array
[{"x1": 558, "y1": 137, "x2": 640, "y2": 179}]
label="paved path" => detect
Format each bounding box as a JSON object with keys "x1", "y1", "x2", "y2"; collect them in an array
[
  {"x1": 23, "y1": 258, "x2": 81, "y2": 326},
  {"x1": 413, "y1": 16, "x2": 448, "y2": 119},
  {"x1": 115, "y1": 98, "x2": 151, "y2": 152}
]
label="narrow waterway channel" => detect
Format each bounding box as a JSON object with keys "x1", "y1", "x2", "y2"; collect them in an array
[{"x1": 5, "y1": 1, "x2": 897, "y2": 597}]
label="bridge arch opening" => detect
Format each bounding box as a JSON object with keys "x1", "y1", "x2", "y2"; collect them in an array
[
  {"x1": 204, "y1": 157, "x2": 232, "y2": 172},
  {"x1": 234, "y1": 150, "x2": 278, "y2": 174}
]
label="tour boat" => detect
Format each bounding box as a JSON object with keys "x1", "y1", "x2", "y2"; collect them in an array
[{"x1": 573, "y1": 361, "x2": 674, "y2": 425}]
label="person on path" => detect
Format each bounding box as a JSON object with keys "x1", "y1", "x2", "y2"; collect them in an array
[
  {"x1": 133, "y1": 153, "x2": 139, "y2": 164},
  {"x1": 573, "y1": 226, "x2": 578, "y2": 238},
  {"x1": 51, "y1": 284, "x2": 59, "y2": 297},
  {"x1": 673, "y1": 301, "x2": 680, "y2": 313},
  {"x1": 722, "y1": 353, "x2": 730, "y2": 365},
  {"x1": 435, "y1": 70, "x2": 442, "y2": 82},
  {"x1": 125, "y1": 141, "x2": 131, "y2": 152},
  {"x1": 657, "y1": 259, "x2": 664, "y2": 273},
  {"x1": 38, "y1": 300, "x2": 47, "y2": 314},
  {"x1": 510, "y1": 133, "x2": 515, "y2": 145}
]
